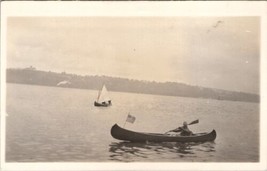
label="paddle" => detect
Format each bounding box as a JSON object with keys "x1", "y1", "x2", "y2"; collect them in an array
[
  {"x1": 165, "y1": 119, "x2": 199, "y2": 134},
  {"x1": 188, "y1": 119, "x2": 199, "y2": 125}
]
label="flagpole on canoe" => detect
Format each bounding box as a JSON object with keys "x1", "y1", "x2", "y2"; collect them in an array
[
  {"x1": 123, "y1": 118, "x2": 127, "y2": 128},
  {"x1": 123, "y1": 112, "x2": 130, "y2": 128}
]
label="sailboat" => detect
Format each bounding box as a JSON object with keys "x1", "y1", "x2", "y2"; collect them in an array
[{"x1": 94, "y1": 84, "x2": 112, "y2": 107}]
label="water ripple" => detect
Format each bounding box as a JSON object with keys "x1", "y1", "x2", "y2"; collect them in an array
[{"x1": 109, "y1": 141, "x2": 216, "y2": 162}]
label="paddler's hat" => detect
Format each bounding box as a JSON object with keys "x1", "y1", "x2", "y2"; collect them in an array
[{"x1": 183, "y1": 121, "x2": 187, "y2": 126}]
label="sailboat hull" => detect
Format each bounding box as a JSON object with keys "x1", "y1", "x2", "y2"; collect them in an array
[{"x1": 94, "y1": 101, "x2": 112, "y2": 107}]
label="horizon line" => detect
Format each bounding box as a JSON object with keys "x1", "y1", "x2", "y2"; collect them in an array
[{"x1": 6, "y1": 67, "x2": 259, "y2": 96}]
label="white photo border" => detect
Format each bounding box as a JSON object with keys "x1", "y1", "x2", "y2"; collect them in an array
[{"x1": 1, "y1": 1, "x2": 267, "y2": 171}]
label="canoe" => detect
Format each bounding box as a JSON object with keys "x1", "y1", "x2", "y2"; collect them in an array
[{"x1": 111, "y1": 124, "x2": 216, "y2": 142}]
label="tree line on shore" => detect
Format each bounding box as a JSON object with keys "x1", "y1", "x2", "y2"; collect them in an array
[{"x1": 6, "y1": 68, "x2": 259, "y2": 103}]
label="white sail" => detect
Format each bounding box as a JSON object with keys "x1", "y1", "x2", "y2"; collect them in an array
[{"x1": 97, "y1": 85, "x2": 111, "y2": 103}]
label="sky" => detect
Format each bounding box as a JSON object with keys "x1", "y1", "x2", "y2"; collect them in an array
[{"x1": 7, "y1": 17, "x2": 260, "y2": 94}]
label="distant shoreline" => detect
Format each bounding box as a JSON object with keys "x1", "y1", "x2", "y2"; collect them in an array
[{"x1": 6, "y1": 68, "x2": 259, "y2": 103}]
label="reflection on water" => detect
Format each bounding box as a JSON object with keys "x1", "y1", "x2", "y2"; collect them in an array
[{"x1": 109, "y1": 141, "x2": 216, "y2": 162}]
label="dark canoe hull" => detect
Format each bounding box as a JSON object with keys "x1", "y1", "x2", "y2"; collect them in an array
[
  {"x1": 111, "y1": 124, "x2": 216, "y2": 142},
  {"x1": 94, "y1": 101, "x2": 111, "y2": 107}
]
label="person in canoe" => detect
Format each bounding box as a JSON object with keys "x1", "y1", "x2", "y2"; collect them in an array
[{"x1": 167, "y1": 121, "x2": 193, "y2": 136}]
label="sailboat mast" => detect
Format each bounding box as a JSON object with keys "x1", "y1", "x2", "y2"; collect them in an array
[{"x1": 97, "y1": 87, "x2": 102, "y2": 102}]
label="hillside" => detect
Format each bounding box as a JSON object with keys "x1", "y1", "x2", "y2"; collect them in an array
[{"x1": 6, "y1": 68, "x2": 259, "y2": 103}]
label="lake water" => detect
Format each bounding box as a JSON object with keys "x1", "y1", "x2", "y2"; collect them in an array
[{"x1": 6, "y1": 83, "x2": 259, "y2": 162}]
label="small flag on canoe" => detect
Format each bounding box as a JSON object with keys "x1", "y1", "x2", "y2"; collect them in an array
[{"x1": 126, "y1": 114, "x2": 136, "y2": 124}]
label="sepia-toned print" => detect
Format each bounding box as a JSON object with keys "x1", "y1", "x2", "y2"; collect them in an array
[
  {"x1": 5, "y1": 16, "x2": 260, "y2": 162},
  {"x1": 1, "y1": 2, "x2": 266, "y2": 171}
]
